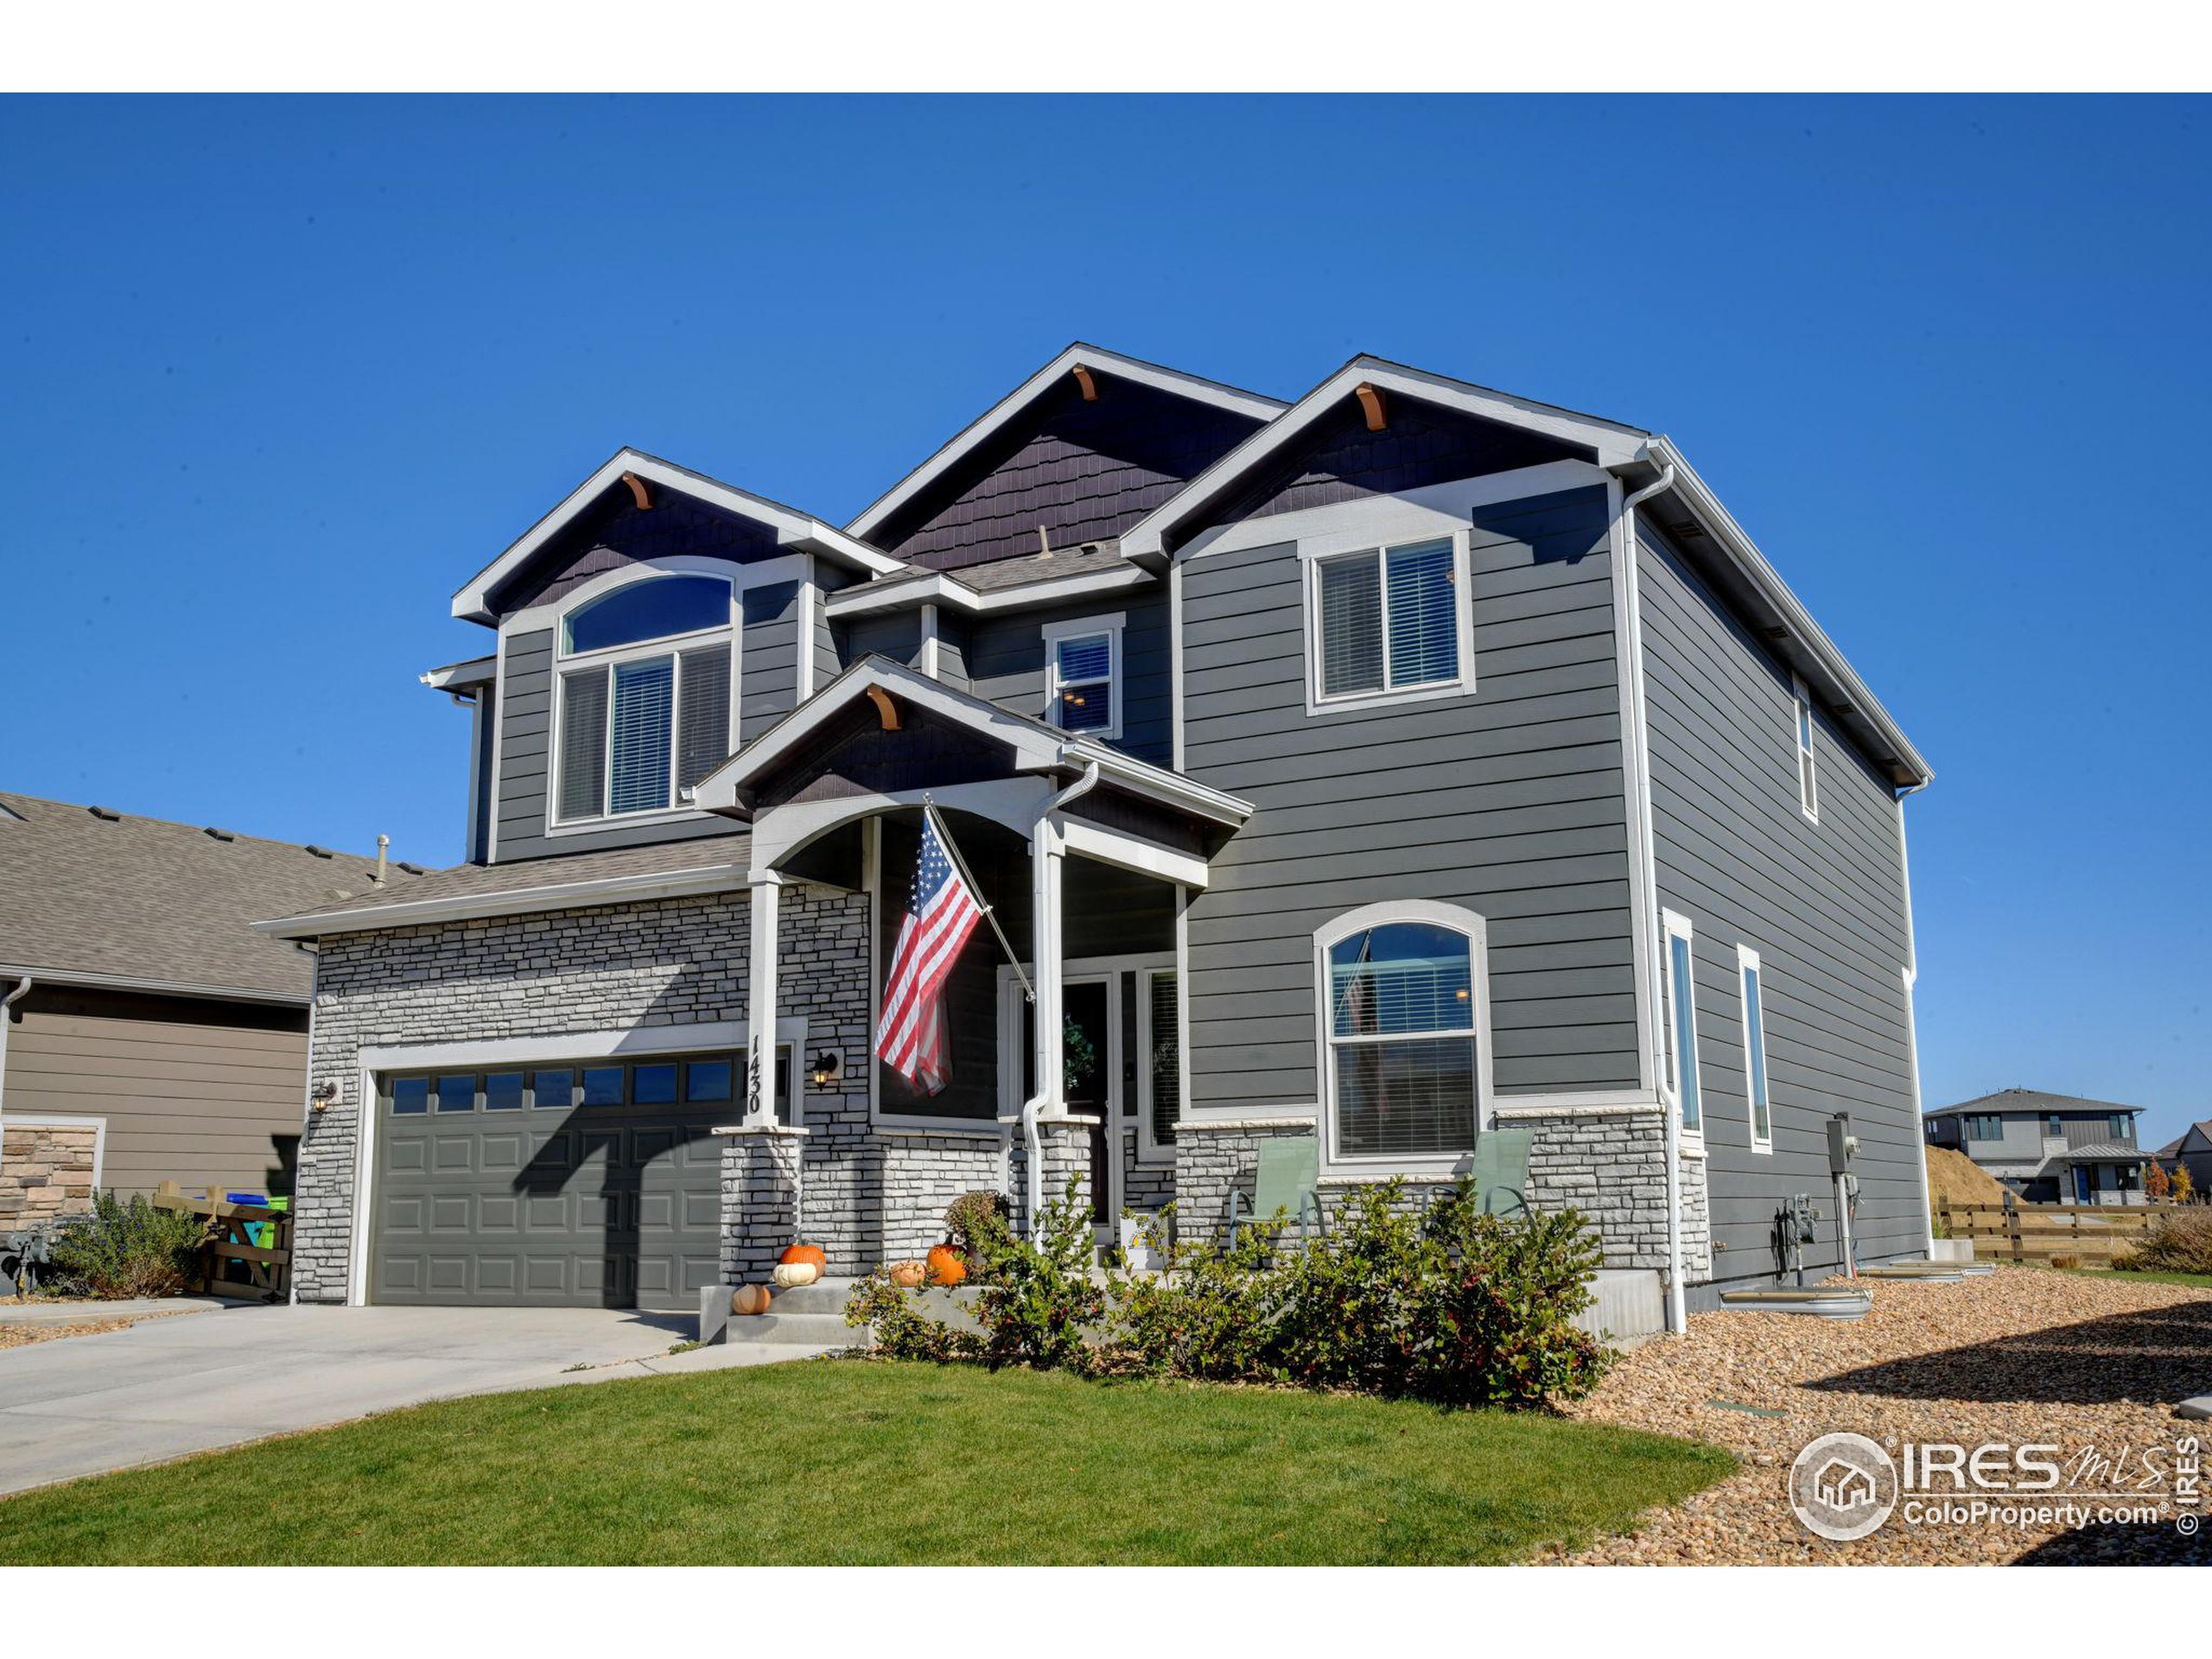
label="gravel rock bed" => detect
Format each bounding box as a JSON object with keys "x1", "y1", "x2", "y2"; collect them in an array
[{"x1": 1548, "y1": 1266, "x2": 2212, "y2": 1565}]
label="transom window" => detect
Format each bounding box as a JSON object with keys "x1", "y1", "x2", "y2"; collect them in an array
[
  {"x1": 381, "y1": 1048, "x2": 788, "y2": 1119},
  {"x1": 555, "y1": 575, "x2": 734, "y2": 823},
  {"x1": 1310, "y1": 534, "x2": 1467, "y2": 706},
  {"x1": 1661, "y1": 911, "x2": 1702, "y2": 1135},
  {"x1": 1041, "y1": 613, "x2": 1122, "y2": 739},
  {"x1": 1321, "y1": 907, "x2": 1487, "y2": 1160}
]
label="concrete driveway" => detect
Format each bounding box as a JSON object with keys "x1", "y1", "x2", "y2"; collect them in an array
[{"x1": 0, "y1": 1303, "x2": 792, "y2": 1497}]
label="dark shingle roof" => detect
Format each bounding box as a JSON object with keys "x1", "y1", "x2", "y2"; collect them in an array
[
  {"x1": 1927, "y1": 1088, "x2": 2145, "y2": 1120},
  {"x1": 0, "y1": 791, "x2": 428, "y2": 1001},
  {"x1": 954, "y1": 541, "x2": 1130, "y2": 594},
  {"x1": 263, "y1": 834, "x2": 751, "y2": 931}
]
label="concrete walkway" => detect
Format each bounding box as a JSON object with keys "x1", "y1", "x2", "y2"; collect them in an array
[
  {"x1": 0, "y1": 1304, "x2": 836, "y2": 1496},
  {"x1": 0, "y1": 1296, "x2": 231, "y2": 1325}
]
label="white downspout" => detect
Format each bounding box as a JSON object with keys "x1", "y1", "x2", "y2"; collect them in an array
[
  {"x1": 1018, "y1": 760, "x2": 1101, "y2": 1234},
  {"x1": 1621, "y1": 462, "x2": 1688, "y2": 1335},
  {"x1": 0, "y1": 975, "x2": 32, "y2": 1184}
]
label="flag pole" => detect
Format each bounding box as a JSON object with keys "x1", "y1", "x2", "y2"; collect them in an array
[{"x1": 924, "y1": 796, "x2": 1035, "y2": 1004}]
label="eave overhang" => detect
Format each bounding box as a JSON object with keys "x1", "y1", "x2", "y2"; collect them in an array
[{"x1": 822, "y1": 560, "x2": 1154, "y2": 620}]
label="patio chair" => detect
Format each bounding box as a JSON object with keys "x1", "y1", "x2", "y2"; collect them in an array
[
  {"x1": 1466, "y1": 1127, "x2": 1533, "y2": 1217},
  {"x1": 1229, "y1": 1135, "x2": 1324, "y2": 1245}
]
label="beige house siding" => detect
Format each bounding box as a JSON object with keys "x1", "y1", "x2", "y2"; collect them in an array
[{"x1": 3, "y1": 987, "x2": 308, "y2": 1201}]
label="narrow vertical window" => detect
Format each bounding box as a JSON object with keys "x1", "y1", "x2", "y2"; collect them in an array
[
  {"x1": 1139, "y1": 967, "x2": 1179, "y2": 1160},
  {"x1": 1662, "y1": 911, "x2": 1701, "y2": 1135},
  {"x1": 1793, "y1": 677, "x2": 1820, "y2": 822},
  {"x1": 1738, "y1": 944, "x2": 1771, "y2": 1153}
]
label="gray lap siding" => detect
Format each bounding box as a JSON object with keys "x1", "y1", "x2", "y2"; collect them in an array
[
  {"x1": 1635, "y1": 526, "x2": 1921, "y2": 1288},
  {"x1": 963, "y1": 589, "x2": 1173, "y2": 768},
  {"x1": 1179, "y1": 486, "x2": 1643, "y2": 1120}
]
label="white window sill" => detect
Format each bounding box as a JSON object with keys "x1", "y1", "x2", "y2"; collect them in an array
[
  {"x1": 1306, "y1": 676, "x2": 1475, "y2": 719},
  {"x1": 547, "y1": 805, "x2": 718, "y2": 838}
]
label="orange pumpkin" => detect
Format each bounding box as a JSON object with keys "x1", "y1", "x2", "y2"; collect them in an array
[
  {"x1": 925, "y1": 1244, "x2": 967, "y2": 1287},
  {"x1": 780, "y1": 1243, "x2": 828, "y2": 1271},
  {"x1": 888, "y1": 1259, "x2": 927, "y2": 1288},
  {"x1": 731, "y1": 1284, "x2": 772, "y2": 1316}
]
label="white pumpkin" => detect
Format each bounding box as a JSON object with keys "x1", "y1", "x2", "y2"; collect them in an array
[{"x1": 771, "y1": 1262, "x2": 820, "y2": 1289}]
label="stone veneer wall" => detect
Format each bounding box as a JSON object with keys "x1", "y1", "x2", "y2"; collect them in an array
[
  {"x1": 0, "y1": 1121, "x2": 99, "y2": 1228},
  {"x1": 1007, "y1": 1117, "x2": 1095, "y2": 1237},
  {"x1": 878, "y1": 1130, "x2": 1006, "y2": 1262},
  {"x1": 1173, "y1": 1119, "x2": 1319, "y2": 1245},
  {"x1": 293, "y1": 882, "x2": 871, "y2": 1301},
  {"x1": 1121, "y1": 1129, "x2": 1175, "y2": 1217}
]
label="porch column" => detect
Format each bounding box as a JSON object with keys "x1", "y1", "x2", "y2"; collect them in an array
[
  {"x1": 1029, "y1": 820, "x2": 1065, "y2": 1117},
  {"x1": 746, "y1": 872, "x2": 783, "y2": 1125}
]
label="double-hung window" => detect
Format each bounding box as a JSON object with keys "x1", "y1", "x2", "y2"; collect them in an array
[
  {"x1": 1307, "y1": 531, "x2": 1471, "y2": 709},
  {"x1": 1661, "y1": 910, "x2": 1702, "y2": 1136},
  {"x1": 1041, "y1": 613, "x2": 1122, "y2": 739},
  {"x1": 1792, "y1": 677, "x2": 1820, "y2": 822},
  {"x1": 1738, "y1": 944, "x2": 1771, "y2": 1153},
  {"x1": 1320, "y1": 904, "x2": 1490, "y2": 1161},
  {"x1": 553, "y1": 575, "x2": 734, "y2": 825}
]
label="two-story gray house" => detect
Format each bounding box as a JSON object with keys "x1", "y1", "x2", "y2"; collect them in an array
[
  {"x1": 1925, "y1": 1088, "x2": 2148, "y2": 1205},
  {"x1": 263, "y1": 344, "x2": 1935, "y2": 1332}
]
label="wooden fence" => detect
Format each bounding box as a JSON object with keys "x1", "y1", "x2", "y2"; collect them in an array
[
  {"x1": 151, "y1": 1180, "x2": 292, "y2": 1302},
  {"x1": 1934, "y1": 1200, "x2": 2158, "y2": 1266}
]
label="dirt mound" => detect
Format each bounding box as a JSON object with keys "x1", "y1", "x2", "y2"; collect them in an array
[{"x1": 1928, "y1": 1144, "x2": 2012, "y2": 1210}]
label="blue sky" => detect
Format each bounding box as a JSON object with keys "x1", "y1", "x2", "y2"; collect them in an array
[{"x1": 2, "y1": 95, "x2": 2205, "y2": 1146}]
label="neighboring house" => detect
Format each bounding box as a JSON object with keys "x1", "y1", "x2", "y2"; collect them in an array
[
  {"x1": 0, "y1": 791, "x2": 422, "y2": 1229},
  {"x1": 1924, "y1": 1088, "x2": 2149, "y2": 1205},
  {"x1": 262, "y1": 343, "x2": 1934, "y2": 1328},
  {"x1": 2151, "y1": 1120, "x2": 2212, "y2": 1197}
]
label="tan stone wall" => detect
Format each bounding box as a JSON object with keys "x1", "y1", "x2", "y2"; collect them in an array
[{"x1": 0, "y1": 1121, "x2": 100, "y2": 1227}]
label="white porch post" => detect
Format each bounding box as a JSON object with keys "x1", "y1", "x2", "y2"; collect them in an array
[
  {"x1": 1030, "y1": 821, "x2": 1065, "y2": 1117},
  {"x1": 746, "y1": 872, "x2": 783, "y2": 1125}
]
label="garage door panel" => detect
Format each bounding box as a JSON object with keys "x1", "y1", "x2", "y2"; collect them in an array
[
  {"x1": 385, "y1": 1139, "x2": 429, "y2": 1174},
  {"x1": 474, "y1": 1255, "x2": 520, "y2": 1294},
  {"x1": 479, "y1": 1195, "x2": 520, "y2": 1233}
]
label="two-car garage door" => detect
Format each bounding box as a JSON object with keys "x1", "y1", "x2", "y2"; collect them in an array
[{"x1": 372, "y1": 1051, "x2": 733, "y2": 1313}]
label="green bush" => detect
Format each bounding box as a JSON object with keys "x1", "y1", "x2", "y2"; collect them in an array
[
  {"x1": 46, "y1": 1192, "x2": 207, "y2": 1300},
  {"x1": 964, "y1": 1177, "x2": 1105, "y2": 1372},
  {"x1": 943, "y1": 1188, "x2": 1012, "y2": 1271},
  {"x1": 2117, "y1": 1206, "x2": 2212, "y2": 1275}
]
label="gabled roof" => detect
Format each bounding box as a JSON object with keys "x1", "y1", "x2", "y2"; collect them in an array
[
  {"x1": 0, "y1": 791, "x2": 427, "y2": 1002},
  {"x1": 452, "y1": 448, "x2": 906, "y2": 625},
  {"x1": 2152, "y1": 1122, "x2": 2212, "y2": 1159},
  {"x1": 691, "y1": 655, "x2": 1251, "y2": 830},
  {"x1": 845, "y1": 343, "x2": 1287, "y2": 546},
  {"x1": 1928, "y1": 1088, "x2": 2146, "y2": 1119},
  {"x1": 1116, "y1": 353, "x2": 1650, "y2": 562},
  {"x1": 824, "y1": 541, "x2": 1153, "y2": 620}
]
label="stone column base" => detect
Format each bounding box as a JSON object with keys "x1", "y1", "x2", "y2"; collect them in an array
[
  {"x1": 720, "y1": 1123, "x2": 808, "y2": 1285},
  {"x1": 1009, "y1": 1115, "x2": 1098, "y2": 1237}
]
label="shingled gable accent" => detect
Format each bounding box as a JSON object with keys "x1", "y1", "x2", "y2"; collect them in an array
[
  {"x1": 453, "y1": 448, "x2": 900, "y2": 624},
  {"x1": 846, "y1": 345, "x2": 1283, "y2": 575},
  {"x1": 749, "y1": 701, "x2": 1025, "y2": 814}
]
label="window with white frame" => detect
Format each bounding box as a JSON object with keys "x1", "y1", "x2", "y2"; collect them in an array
[
  {"x1": 1319, "y1": 903, "x2": 1489, "y2": 1160},
  {"x1": 1136, "y1": 965, "x2": 1179, "y2": 1162},
  {"x1": 554, "y1": 574, "x2": 734, "y2": 823},
  {"x1": 1738, "y1": 944, "x2": 1771, "y2": 1153},
  {"x1": 1041, "y1": 613, "x2": 1122, "y2": 739},
  {"x1": 1661, "y1": 910, "x2": 1702, "y2": 1136},
  {"x1": 1307, "y1": 532, "x2": 1470, "y2": 707},
  {"x1": 1792, "y1": 677, "x2": 1820, "y2": 822}
]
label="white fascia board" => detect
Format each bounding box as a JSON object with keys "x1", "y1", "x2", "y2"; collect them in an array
[
  {"x1": 252, "y1": 863, "x2": 747, "y2": 939},
  {"x1": 1638, "y1": 435, "x2": 1932, "y2": 788},
  {"x1": 846, "y1": 344, "x2": 1287, "y2": 542},
  {"x1": 420, "y1": 655, "x2": 496, "y2": 692},
  {"x1": 1066, "y1": 741, "x2": 1252, "y2": 828},
  {"x1": 452, "y1": 449, "x2": 905, "y2": 623},
  {"x1": 0, "y1": 962, "x2": 308, "y2": 1007},
  {"x1": 823, "y1": 561, "x2": 1153, "y2": 620},
  {"x1": 1121, "y1": 358, "x2": 1650, "y2": 561}
]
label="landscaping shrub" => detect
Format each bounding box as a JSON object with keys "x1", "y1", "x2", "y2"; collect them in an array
[
  {"x1": 944, "y1": 1188, "x2": 1012, "y2": 1274},
  {"x1": 45, "y1": 1192, "x2": 207, "y2": 1299},
  {"x1": 2117, "y1": 1205, "x2": 2212, "y2": 1276}
]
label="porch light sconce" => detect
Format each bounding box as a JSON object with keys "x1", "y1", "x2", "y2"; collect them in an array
[
  {"x1": 1071, "y1": 363, "x2": 1098, "y2": 402},
  {"x1": 864, "y1": 684, "x2": 901, "y2": 730},
  {"x1": 1354, "y1": 382, "x2": 1388, "y2": 432},
  {"x1": 620, "y1": 470, "x2": 654, "y2": 511},
  {"x1": 310, "y1": 1080, "x2": 339, "y2": 1113},
  {"x1": 809, "y1": 1052, "x2": 840, "y2": 1090}
]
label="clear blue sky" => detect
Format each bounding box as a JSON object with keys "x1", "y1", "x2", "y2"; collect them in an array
[{"x1": 3, "y1": 96, "x2": 2205, "y2": 1146}]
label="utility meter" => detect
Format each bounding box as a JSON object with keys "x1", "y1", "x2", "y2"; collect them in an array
[{"x1": 1826, "y1": 1113, "x2": 1859, "y2": 1177}]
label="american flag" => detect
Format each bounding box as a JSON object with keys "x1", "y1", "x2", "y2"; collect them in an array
[{"x1": 876, "y1": 813, "x2": 984, "y2": 1094}]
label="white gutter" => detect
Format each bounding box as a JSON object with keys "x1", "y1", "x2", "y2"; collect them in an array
[
  {"x1": 1622, "y1": 463, "x2": 1689, "y2": 1338},
  {"x1": 1017, "y1": 761, "x2": 1101, "y2": 1235},
  {"x1": 0, "y1": 976, "x2": 32, "y2": 1178},
  {"x1": 0, "y1": 963, "x2": 306, "y2": 1008}
]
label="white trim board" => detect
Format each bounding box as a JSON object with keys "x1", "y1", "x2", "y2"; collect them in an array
[{"x1": 825, "y1": 562, "x2": 1154, "y2": 620}]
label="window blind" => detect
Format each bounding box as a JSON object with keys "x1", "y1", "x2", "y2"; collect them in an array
[
  {"x1": 609, "y1": 657, "x2": 674, "y2": 815},
  {"x1": 1053, "y1": 632, "x2": 1114, "y2": 733},
  {"x1": 677, "y1": 645, "x2": 731, "y2": 789},
  {"x1": 1318, "y1": 550, "x2": 1384, "y2": 696},
  {"x1": 1335, "y1": 1036, "x2": 1477, "y2": 1157},
  {"x1": 557, "y1": 666, "x2": 609, "y2": 821},
  {"x1": 1385, "y1": 538, "x2": 1457, "y2": 686},
  {"x1": 1148, "y1": 970, "x2": 1179, "y2": 1147}
]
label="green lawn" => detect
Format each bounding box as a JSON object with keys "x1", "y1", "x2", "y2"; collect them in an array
[{"x1": 0, "y1": 1359, "x2": 1731, "y2": 1565}]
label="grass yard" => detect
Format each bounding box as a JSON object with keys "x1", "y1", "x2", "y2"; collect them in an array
[{"x1": 0, "y1": 1359, "x2": 1731, "y2": 1566}]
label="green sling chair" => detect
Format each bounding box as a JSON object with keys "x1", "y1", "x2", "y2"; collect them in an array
[
  {"x1": 1466, "y1": 1127, "x2": 1534, "y2": 1217},
  {"x1": 1229, "y1": 1134, "x2": 1324, "y2": 1244}
]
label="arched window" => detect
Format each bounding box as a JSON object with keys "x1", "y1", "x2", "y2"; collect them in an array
[
  {"x1": 1318, "y1": 901, "x2": 1491, "y2": 1161},
  {"x1": 554, "y1": 574, "x2": 734, "y2": 823}
]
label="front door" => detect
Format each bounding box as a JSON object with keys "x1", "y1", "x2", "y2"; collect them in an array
[{"x1": 2075, "y1": 1165, "x2": 2094, "y2": 1205}]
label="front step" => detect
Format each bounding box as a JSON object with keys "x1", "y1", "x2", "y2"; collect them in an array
[{"x1": 698, "y1": 1277, "x2": 867, "y2": 1348}]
